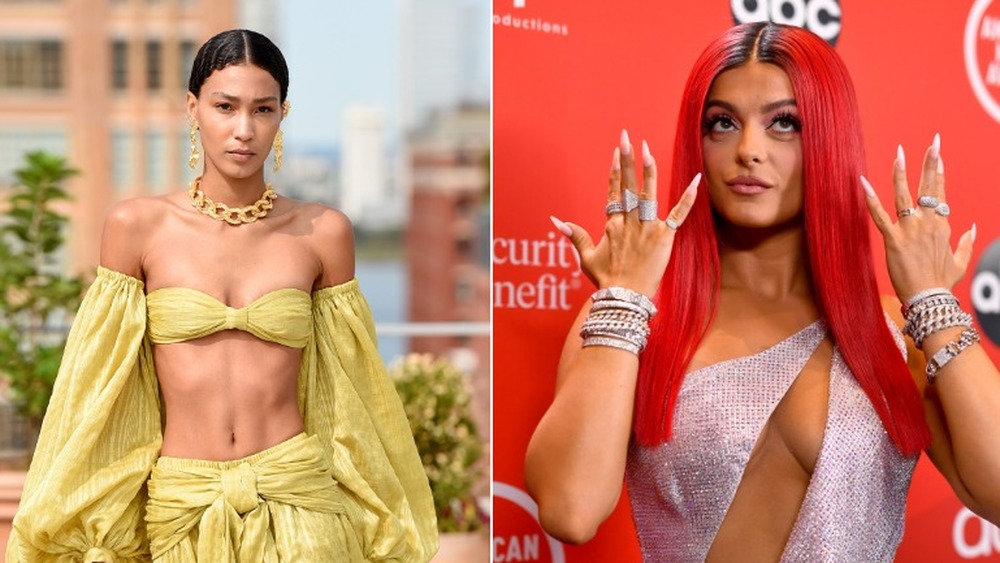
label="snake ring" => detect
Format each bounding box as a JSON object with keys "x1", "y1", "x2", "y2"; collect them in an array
[{"x1": 896, "y1": 208, "x2": 917, "y2": 218}]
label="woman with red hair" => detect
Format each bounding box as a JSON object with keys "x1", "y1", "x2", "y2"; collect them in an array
[{"x1": 526, "y1": 21, "x2": 1000, "y2": 561}]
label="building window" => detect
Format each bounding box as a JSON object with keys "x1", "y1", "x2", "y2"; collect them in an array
[
  {"x1": 0, "y1": 129, "x2": 68, "y2": 184},
  {"x1": 146, "y1": 130, "x2": 166, "y2": 193},
  {"x1": 146, "y1": 40, "x2": 162, "y2": 91},
  {"x1": 0, "y1": 41, "x2": 63, "y2": 91},
  {"x1": 39, "y1": 41, "x2": 60, "y2": 89},
  {"x1": 454, "y1": 273, "x2": 475, "y2": 305},
  {"x1": 111, "y1": 40, "x2": 128, "y2": 91},
  {"x1": 179, "y1": 40, "x2": 195, "y2": 91},
  {"x1": 112, "y1": 129, "x2": 134, "y2": 192}
]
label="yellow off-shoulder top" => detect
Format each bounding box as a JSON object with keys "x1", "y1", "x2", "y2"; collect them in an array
[{"x1": 6, "y1": 267, "x2": 438, "y2": 562}]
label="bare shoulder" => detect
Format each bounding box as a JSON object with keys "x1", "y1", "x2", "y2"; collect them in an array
[
  {"x1": 100, "y1": 196, "x2": 168, "y2": 279},
  {"x1": 289, "y1": 200, "x2": 355, "y2": 287}
]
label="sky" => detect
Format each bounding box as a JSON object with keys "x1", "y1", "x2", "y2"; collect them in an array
[
  {"x1": 278, "y1": 0, "x2": 489, "y2": 153},
  {"x1": 280, "y1": 1, "x2": 399, "y2": 152}
]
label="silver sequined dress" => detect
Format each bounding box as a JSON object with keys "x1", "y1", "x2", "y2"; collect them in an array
[{"x1": 626, "y1": 320, "x2": 918, "y2": 562}]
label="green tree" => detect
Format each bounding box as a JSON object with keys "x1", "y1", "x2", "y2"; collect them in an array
[
  {"x1": 390, "y1": 353, "x2": 486, "y2": 533},
  {"x1": 0, "y1": 151, "x2": 84, "y2": 432}
]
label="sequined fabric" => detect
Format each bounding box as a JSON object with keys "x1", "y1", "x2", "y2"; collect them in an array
[{"x1": 626, "y1": 320, "x2": 917, "y2": 562}]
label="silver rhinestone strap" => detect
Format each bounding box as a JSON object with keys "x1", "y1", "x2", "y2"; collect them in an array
[{"x1": 925, "y1": 327, "x2": 980, "y2": 383}]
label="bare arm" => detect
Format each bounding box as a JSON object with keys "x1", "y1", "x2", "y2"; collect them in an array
[
  {"x1": 865, "y1": 138, "x2": 1000, "y2": 525},
  {"x1": 523, "y1": 131, "x2": 700, "y2": 543},
  {"x1": 524, "y1": 303, "x2": 641, "y2": 543}
]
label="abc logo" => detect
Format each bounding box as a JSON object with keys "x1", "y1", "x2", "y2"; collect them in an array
[
  {"x1": 731, "y1": 0, "x2": 843, "y2": 46},
  {"x1": 972, "y1": 238, "x2": 1000, "y2": 345}
]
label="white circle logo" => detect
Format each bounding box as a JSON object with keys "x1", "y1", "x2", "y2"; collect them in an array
[
  {"x1": 965, "y1": 0, "x2": 1000, "y2": 123},
  {"x1": 493, "y1": 482, "x2": 566, "y2": 563},
  {"x1": 731, "y1": 0, "x2": 843, "y2": 45}
]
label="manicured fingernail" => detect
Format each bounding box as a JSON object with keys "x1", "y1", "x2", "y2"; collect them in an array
[
  {"x1": 620, "y1": 129, "x2": 631, "y2": 155},
  {"x1": 896, "y1": 145, "x2": 905, "y2": 171},
  {"x1": 687, "y1": 172, "x2": 702, "y2": 195},
  {"x1": 972, "y1": 223, "x2": 978, "y2": 244},
  {"x1": 611, "y1": 146, "x2": 621, "y2": 170},
  {"x1": 860, "y1": 175, "x2": 875, "y2": 197},
  {"x1": 550, "y1": 216, "x2": 573, "y2": 237},
  {"x1": 642, "y1": 140, "x2": 653, "y2": 166},
  {"x1": 937, "y1": 155, "x2": 944, "y2": 174},
  {"x1": 930, "y1": 132, "x2": 940, "y2": 159}
]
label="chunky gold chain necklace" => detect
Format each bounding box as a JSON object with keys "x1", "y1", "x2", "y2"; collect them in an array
[{"x1": 188, "y1": 177, "x2": 277, "y2": 225}]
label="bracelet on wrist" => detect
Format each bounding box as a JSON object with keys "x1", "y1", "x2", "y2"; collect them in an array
[
  {"x1": 580, "y1": 287, "x2": 655, "y2": 356},
  {"x1": 925, "y1": 327, "x2": 980, "y2": 383}
]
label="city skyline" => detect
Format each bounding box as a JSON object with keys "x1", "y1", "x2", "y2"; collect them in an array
[{"x1": 280, "y1": 0, "x2": 489, "y2": 153}]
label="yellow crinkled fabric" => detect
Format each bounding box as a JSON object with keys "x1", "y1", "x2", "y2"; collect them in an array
[{"x1": 7, "y1": 267, "x2": 438, "y2": 562}]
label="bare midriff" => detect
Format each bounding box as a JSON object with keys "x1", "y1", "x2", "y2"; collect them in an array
[{"x1": 153, "y1": 330, "x2": 305, "y2": 461}]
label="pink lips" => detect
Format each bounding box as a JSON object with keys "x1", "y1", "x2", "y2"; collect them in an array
[
  {"x1": 227, "y1": 150, "x2": 256, "y2": 163},
  {"x1": 725, "y1": 175, "x2": 772, "y2": 195}
]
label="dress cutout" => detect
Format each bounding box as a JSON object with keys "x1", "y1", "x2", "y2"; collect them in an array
[{"x1": 626, "y1": 320, "x2": 917, "y2": 562}]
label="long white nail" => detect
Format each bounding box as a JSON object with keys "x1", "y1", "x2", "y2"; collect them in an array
[
  {"x1": 642, "y1": 140, "x2": 653, "y2": 167},
  {"x1": 937, "y1": 155, "x2": 944, "y2": 174},
  {"x1": 620, "y1": 129, "x2": 632, "y2": 155},
  {"x1": 611, "y1": 146, "x2": 621, "y2": 170},
  {"x1": 550, "y1": 216, "x2": 573, "y2": 237},
  {"x1": 972, "y1": 223, "x2": 977, "y2": 244},
  {"x1": 896, "y1": 145, "x2": 905, "y2": 171},
  {"x1": 860, "y1": 175, "x2": 875, "y2": 197},
  {"x1": 930, "y1": 132, "x2": 940, "y2": 159},
  {"x1": 687, "y1": 173, "x2": 702, "y2": 195}
]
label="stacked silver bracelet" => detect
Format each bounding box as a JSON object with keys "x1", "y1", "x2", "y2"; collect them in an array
[
  {"x1": 580, "y1": 287, "x2": 656, "y2": 356},
  {"x1": 925, "y1": 328, "x2": 980, "y2": 383},
  {"x1": 902, "y1": 288, "x2": 979, "y2": 383}
]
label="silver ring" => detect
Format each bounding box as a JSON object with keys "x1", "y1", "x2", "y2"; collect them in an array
[
  {"x1": 896, "y1": 207, "x2": 917, "y2": 218},
  {"x1": 665, "y1": 217, "x2": 680, "y2": 230},
  {"x1": 638, "y1": 199, "x2": 657, "y2": 221},
  {"x1": 918, "y1": 195, "x2": 940, "y2": 208},
  {"x1": 605, "y1": 201, "x2": 625, "y2": 215},
  {"x1": 624, "y1": 189, "x2": 639, "y2": 212},
  {"x1": 935, "y1": 203, "x2": 951, "y2": 217}
]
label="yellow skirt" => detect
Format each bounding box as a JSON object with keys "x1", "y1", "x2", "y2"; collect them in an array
[{"x1": 144, "y1": 433, "x2": 366, "y2": 562}]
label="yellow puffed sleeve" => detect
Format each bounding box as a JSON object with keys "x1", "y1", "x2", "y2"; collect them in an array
[
  {"x1": 299, "y1": 279, "x2": 438, "y2": 563},
  {"x1": 7, "y1": 267, "x2": 162, "y2": 562}
]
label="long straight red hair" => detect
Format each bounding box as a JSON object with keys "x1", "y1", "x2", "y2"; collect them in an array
[{"x1": 635, "y1": 22, "x2": 931, "y2": 456}]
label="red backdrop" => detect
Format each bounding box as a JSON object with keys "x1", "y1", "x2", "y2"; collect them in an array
[{"x1": 494, "y1": 1, "x2": 1000, "y2": 562}]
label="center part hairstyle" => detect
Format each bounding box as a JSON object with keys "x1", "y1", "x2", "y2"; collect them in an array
[
  {"x1": 636, "y1": 22, "x2": 931, "y2": 456},
  {"x1": 188, "y1": 29, "x2": 289, "y2": 102}
]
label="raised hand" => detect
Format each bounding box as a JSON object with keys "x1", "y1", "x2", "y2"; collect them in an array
[
  {"x1": 551, "y1": 129, "x2": 700, "y2": 299},
  {"x1": 862, "y1": 134, "x2": 976, "y2": 303}
]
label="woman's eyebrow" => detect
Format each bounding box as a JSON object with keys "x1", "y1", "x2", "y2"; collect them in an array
[
  {"x1": 209, "y1": 92, "x2": 279, "y2": 104},
  {"x1": 703, "y1": 98, "x2": 797, "y2": 113}
]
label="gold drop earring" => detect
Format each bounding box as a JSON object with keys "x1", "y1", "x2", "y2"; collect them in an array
[
  {"x1": 273, "y1": 100, "x2": 290, "y2": 172},
  {"x1": 188, "y1": 121, "x2": 201, "y2": 169},
  {"x1": 272, "y1": 129, "x2": 283, "y2": 172}
]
